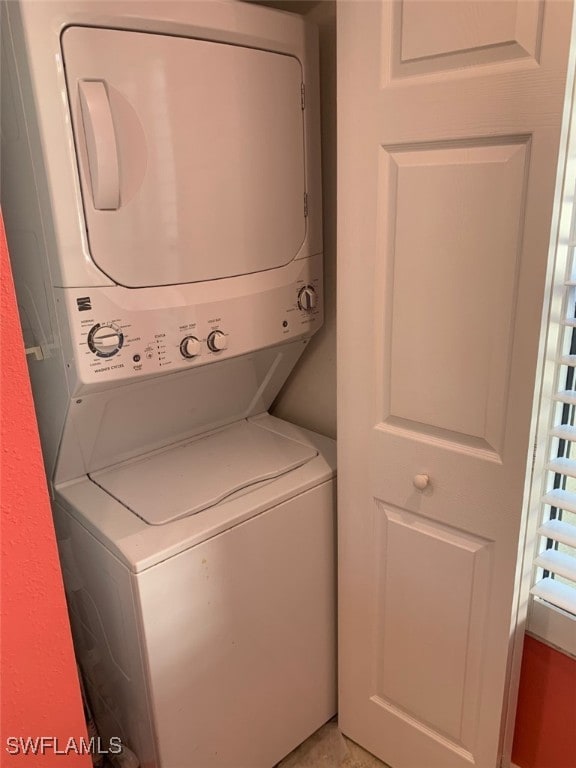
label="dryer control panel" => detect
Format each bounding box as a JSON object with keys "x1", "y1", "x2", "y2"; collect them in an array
[{"x1": 58, "y1": 255, "x2": 323, "y2": 394}]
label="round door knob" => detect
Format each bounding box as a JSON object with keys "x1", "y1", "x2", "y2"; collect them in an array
[
  {"x1": 413, "y1": 474, "x2": 430, "y2": 491},
  {"x1": 298, "y1": 285, "x2": 317, "y2": 312},
  {"x1": 87, "y1": 324, "x2": 124, "y2": 357},
  {"x1": 207, "y1": 330, "x2": 228, "y2": 352},
  {"x1": 180, "y1": 336, "x2": 201, "y2": 359}
]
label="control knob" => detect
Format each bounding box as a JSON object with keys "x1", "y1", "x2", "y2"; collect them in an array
[
  {"x1": 207, "y1": 330, "x2": 228, "y2": 352},
  {"x1": 180, "y1": 336, "x2": 201, "y2": 359},
  {"x1": 87, "y1": 323, "x2": 124, "y2": 357},
  {"x1": 298, "y1": 285, "x2": 317, "y2": 312}
]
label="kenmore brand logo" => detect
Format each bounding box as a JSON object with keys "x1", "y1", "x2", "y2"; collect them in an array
[{"x1": 76, "y1": 297, "x2": 92, "y2": 312}]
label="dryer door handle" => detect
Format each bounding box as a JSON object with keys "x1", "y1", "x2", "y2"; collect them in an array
[{"x1": 78, "y1": 80, "x2": 120, "y2": 210}]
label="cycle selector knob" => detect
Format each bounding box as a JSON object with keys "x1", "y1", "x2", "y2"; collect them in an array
[
  {"x1": 180, "y1": 336, "x2": 201, "y2": 359},
  {"x1": 298, "y1": 285, "x2": 317, "y2": 312},
  {"x1": 87, "y1": 323, "x2": 124, "y2": 357},
  {"x1": 207, "y1": 330, "x2": 228, "y2": 352}
]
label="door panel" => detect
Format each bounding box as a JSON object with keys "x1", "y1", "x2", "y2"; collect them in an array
[
  {"x1": 373, "y1": 503, "x2": 492, "y2": 753},
  {"x1": 337, "y1": 2, "x2": 573, "y2": 767},
  {"x1": 384, "y1": 139, "x2": 527, "y2": 452},
  {"x1": 392, "y1": 0, "x2": 544, "y2": 76}
]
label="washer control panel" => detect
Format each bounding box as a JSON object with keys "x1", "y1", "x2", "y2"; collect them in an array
[{"x1": 60, "y1": 255, "x2": 323, "y2": 391}]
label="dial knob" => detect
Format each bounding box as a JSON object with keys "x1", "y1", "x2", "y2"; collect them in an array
[
  {"x1": 298, "y1": 285, "x2": 317, "y2": 312},
  {"x1": 87, "y1": 324, "x2": 124, "y2": 357},
  {"x1": 207, "y1": 330, "x2": 228, "y2": 352},
  {"x1": 180, "y1": 336, "x2": 201, "y2": 359}
]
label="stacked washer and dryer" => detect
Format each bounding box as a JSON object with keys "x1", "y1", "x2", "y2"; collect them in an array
[{"x1": 1, "y1": 2, "x2": 336, "y2": 766}]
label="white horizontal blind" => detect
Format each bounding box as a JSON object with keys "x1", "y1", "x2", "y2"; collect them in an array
[{"x1": 531, "y1": 203, "x2": 576, "y2": 622}]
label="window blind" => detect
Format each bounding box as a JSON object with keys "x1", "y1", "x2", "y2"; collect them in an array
[{"x1": 531, "y1": 257, "x2": 576, "y2": 619}]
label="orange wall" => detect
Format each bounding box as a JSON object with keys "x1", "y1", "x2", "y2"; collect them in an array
[
  {"x1": 512, "y1": 635, "x2": 576, "y2": 768},
  {"x1": 0, "y1": 212, "x2": 90, "y2": 766}
]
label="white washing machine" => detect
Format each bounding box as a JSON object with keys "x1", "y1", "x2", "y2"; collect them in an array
[
  {"x1": 54, "y1": 414, "x2": 336, "y2": 768},
  {"x1": 1, "y1": 2, "x2": 336, "y2": 766}
]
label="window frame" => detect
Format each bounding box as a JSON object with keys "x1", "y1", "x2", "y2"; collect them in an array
[{"x1": 523, "y1": 50, "x2": 576, "y2": 658}]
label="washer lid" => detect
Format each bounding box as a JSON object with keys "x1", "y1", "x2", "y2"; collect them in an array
[
  {"x1": 62, "y1": 26, "x2": 306, "y2": 287},
  {"x1": 88, "y1": 420, "x2": 317, "y2": 525}
]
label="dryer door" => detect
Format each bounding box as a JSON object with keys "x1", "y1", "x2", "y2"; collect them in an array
[{"x1": 62, "y1": 27, "x2": 306, "y2": 287}]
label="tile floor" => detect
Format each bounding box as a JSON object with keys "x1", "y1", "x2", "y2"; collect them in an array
[
  {"x1": 103, "y1": 718, "x2": 389, "y2": 768},
  {"x1": 276, "y1": 720, "x2": 390, "y2": 768}
]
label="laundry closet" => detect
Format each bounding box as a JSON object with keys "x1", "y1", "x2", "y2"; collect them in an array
[{"x1": 3, "y1": 2, "x2": 575, "y2": 768}]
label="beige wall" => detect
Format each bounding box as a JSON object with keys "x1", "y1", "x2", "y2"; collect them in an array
[{"x1": 267, "y1": 1, "x2": 337, "y2": 439}]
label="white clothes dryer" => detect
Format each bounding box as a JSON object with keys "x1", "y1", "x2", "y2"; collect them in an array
[{"x1": 1, "y1": 2, "x2": 335, "y2": 766}]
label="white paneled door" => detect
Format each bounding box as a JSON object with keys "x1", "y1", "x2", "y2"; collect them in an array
[{"x1": 337, "y1": 2, "x2": 573, "y2": 768}]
